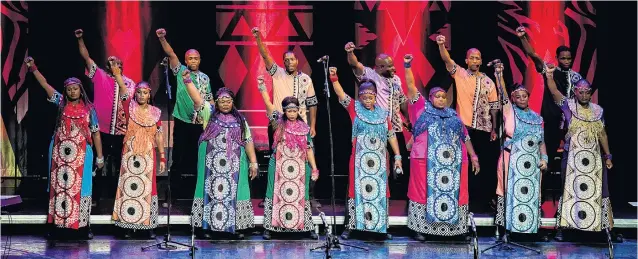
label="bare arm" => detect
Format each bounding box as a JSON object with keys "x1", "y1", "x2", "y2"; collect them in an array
[
  {"x1": 74, "y1": 29, "x2": 95, "y2": 71},
  {"x1": 181, "y1": 70, "x2": 204, "y2": 109},
  {"x1": 155, "y1": 126, "x2": 166, "y2": 173},
  {"x1": 465, "y1": 139, "x2": 480, "y2": 174},
  {"x1": 436, "y1": 35, "x2": 456, "y2": 72},
  {"x1": 328, "y1": 67, "x2": 348, "y2": 102},
  {"x1": 92, "y1": 131, "x2": 103, "y2": 161},
  {"x1": 308, "y1": 106, "x2": 317, "y2": 132},
  {"x1": 544, "y1": 66, "x2": 565, "y2": 103},
  {"x1": 345, "y1": 42, "x2": 365, "y2": 77},
  {"x1": 403, "y1": 54, "x2": 418, "y2": 100},
  {"x1": 245, "y1": 141, "x2": 259, "y2": 180},
  {"x1": 516, "y1": 26, "x2": 545, "y2": 72},
  {"x1": 252, "y1": 28, "x2": 275, "y2": 71},
  {"x1": 257, "y1": 76, "x2": 276, "y2": 119},
  {"x1": 111, "y1": 63, "x2": 128, "y2": 97},
  {"x1": 156, "y1": 29, "x2": 180, "y2": 69},
  {"x1": 598, "y1": 130, "x2": 611, "y2": 157},
  {"x1": 388, "y1": 136, "x2": 401, "y2": 157},
  {"x1": 24, "y1": 57, "x2": 56, "y2": 99}
]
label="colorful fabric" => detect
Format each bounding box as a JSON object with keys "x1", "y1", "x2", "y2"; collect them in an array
[
  {"x1": 355, "y1": 66, "x2": 407, "y2": 132},
  {"x1": 557, "y1": 99, "x2": 609, "y2": 231},
  {"x1": 171, "y1": 63, "x2": 213, "y2": 124},
  {"x1": 406, "y1": 95, "x2": 469, "y2": 236},
  {"x1": 267, "y1": 64, "x2": 317, "y2": 122},
  {"x1": 46, "y1": 91, "x2": 99, "y2": 229},
  {"x1": 448, "y1": 64, "x2": 499, "y2": 132},
  {"x1": 495, "y1": 100, "x2": 544, "y2": 233},
  {"x1": 263, "y1": 111, "x2": 314, "y2": 232},
  {"x1": 191, "y1": 103, "x2": 254, "y2": 233},
  {"x1": 112, "y1": 98, "x2": 162, "y2": 230},
  {"x1": 339, "y1": 95, "x2": 393, "y2": 233},
  {"x1": 86, "y1": 63, "x2": 135, "y2": 135}
]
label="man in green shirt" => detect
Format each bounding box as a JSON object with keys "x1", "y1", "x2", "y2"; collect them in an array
[{"x1": 157, "y1": 28, "x2": 214, "y2": 205}]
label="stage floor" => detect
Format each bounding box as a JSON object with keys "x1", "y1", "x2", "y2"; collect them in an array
[{"x1": 1, "y1": 234, "x2": 636, "y2": 259}]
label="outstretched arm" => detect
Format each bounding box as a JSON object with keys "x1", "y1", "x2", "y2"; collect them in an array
[
  {"x1": 75, "y1": 29, "x2": 96, "y2": 72},
  {"x1": 403, "y1": 54, "x2": 418, "y2": 101},
  {"x1": 345, "y1": 42, "x2": 365, "y2": 77},
  {"x1": 156, "y1": 28, "x2": 180, "y2": 69},
  {"x1": 516, "y1": 26, "x2": 545, "y2": 73},
  {"x1": 24, "y1": 57, "x2": 56, "y2": 99},
  {"x1": 257, "y1": 76, "x2": 276, "y2": 119},
  {"x1": 181, "y1": 70, "x2": 204, "y2": 109},
  {"x1": 328, "y1": 67, "x2": 348, "y2": 102},
  {"x1": 544, "y1": 65, "x2": 565, "y2": 103},
  {"x1": 252, "y1": 28, "x2": 275, "y2": 71},
  {"x1": 110, "y1": 59, "x2": 129, "y2": 97},
  {"x1": 494, "y1": 62, "x2": 509, "y2": 101},
  {"x1": 436, "y1": 35, "x2": 456, "y2": 72}
]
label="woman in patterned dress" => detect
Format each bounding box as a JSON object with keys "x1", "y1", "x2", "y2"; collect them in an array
[
  {"x1": 111, "y1": 63, "x2": 165, "y2": 239},
  {"x1": 403, "y1": 54, "x2": 480, "y2": 241},
  {"x1": 327, "y1": 67, "x2": 403, "y2": 241},
  {"x1": 25, "y1": 57, "x2": 104, "y2": 239},
  {"x1": 491, "y1": 62, "x2": 548, "y2": 241},
  {"x1": 182, "y1": 70, "x2": 259, "y2": 240},
  {"x1": 257, "y1": 75, "x2": 319, "y2": 240},
  {"x1": 545, "y1": 65, "x2": 622, "y2": 242}
]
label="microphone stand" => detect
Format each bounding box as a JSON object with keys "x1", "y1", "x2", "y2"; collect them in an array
[
  {"x1": 310, "y1": 57, "x2": 367, "y2": 258},
  {"x1": 481, "y1": 63, "x2": 540, "y2": 255},
  {"x1": 142, "y1": 58, "x2": 198, "y2": 256}
]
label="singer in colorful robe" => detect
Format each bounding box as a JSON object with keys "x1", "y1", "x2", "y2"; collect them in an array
[
  {"x1": 545, "y1": 66, "x2": 621, "y2": 242},
  {"x1": 491, "y1": 62, "x2": 547, "y2": 237},
  {"x1": 182, "y1": 70, "x2": 259, "y2": 239},
  {"x1": 25, "y1": 57, "x2": 104, "y2": 239},
  {"x1": 327, "y1": 67, "x2": 402, "y2": 240},
  {"x1": 111, "y1": 65, "x2": 165, "y2": 239},
  {"x1": 257, "y1": 76, "x2": 319, "y2": 240},
  {"x1": 402, "y1": 55, "x2": 480, "y2": 241}
]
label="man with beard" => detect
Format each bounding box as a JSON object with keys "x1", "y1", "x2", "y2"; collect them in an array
[
  {"x1": 76, "y1": 29, "x2": 135, "y2": 207},
  {"x1": 252, "y1": 27, "x2": 320, "y2": 208},
  {"x1": 516, "y1": 26, "x2": 586, "y2": 183},
  {"x1": 157, "y1": 28, "x2": 214, "y2": 205},
  {"x1": 344, "y1": 42, "x2": 412, "y2": 202},
  {"x1": 436, "y1": 35, "x2": 501, "y2": 212}
]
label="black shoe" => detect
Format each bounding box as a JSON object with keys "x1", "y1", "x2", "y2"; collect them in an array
[
  {"x1": 613, "y1": 233, "x2": 624, "y2": 243},
  {"x1": 540, "y1": 234, "x2": 549, "y2": 242},
  {"x1": 236, "y1": 233, "x2": 245, "y2": 240},
  {"x1": 340, "y1": 229, "x2": 351, "y2": 240},
  {"x1": 385, "y1": 233, "x2": 393, "y2": 240},
  {"x1": 86, "y1": 228, "x2": 94, "y2": 240},
  {"x1": 412, "y1": 231, "x2": 425, "y2": 242},
  {"x1": 554, "y1": 229, "x2": 564, "y2": 242},
  {"x1": 262, "y1": 230, "x2": 271, "y2": 240},
  {"x1": 309, "y1": 231, "x2": 319, "y2": 240},
  {"x1": 464, "y1": 234, "x2": 472, "y2": 242},
  {"x1": 148, "y1": 230, "x2": 156, "y2": 239},
  {"x1": 123, "y1": 229, "x2": 133, "y2": 239}
]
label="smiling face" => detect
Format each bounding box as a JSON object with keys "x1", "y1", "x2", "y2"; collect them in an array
[{"x1": 374, "y1": 54, "x2": 396, "y2": 78}]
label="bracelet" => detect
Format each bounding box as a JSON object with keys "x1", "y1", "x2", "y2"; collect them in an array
[
  {"x1": 160, "y1": 157, "x2": 167, "y2": 163},
  {"x1": 540, "y1": 154, "x2": 549, "y2": 163},
  {"x1": 28, "y1": 65, "x2": 38, "y2": 73},
  {"x1": 330, "y1": 76, "x2": 339, "y2": 83},
  {"x1": 258, "y1": 83, "x2": 267, "y2": 92},
  {"x1": 404, "y1": 63, "x2": 411, "y2": 68},
  {"x1": 604, "y1": 154, "x2": 612, "y2": 160},
  {"x1": 183, "y1": 78, "x2": 193, "y2": 84},
  {"x1": 249, "y1": 162, "x2": 259, "y2": 169},
  {"x1": 394, "y1": 155, "x2": 402, "y2": 161},
  {"x1": 96, "y1": 156, "x2": 104, "y2": 164},
  {"x1": 471, "y1": 155, "x2": 478, "y2": 160},
  {"x1": 312, "y1": 169, "x2": 319, "y2": 174}
]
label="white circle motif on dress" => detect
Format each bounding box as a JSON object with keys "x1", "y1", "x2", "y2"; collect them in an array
[
  {"x1": 359, "y1": 176, "x2": 380, "y2": 201},
  {"x1": 520, "y1": 134, "x2": 539, "y2": 153},
  {"x1": 574, "y1": 150, "x2": 596, "y2": 174},
  {"x1": 55, "y1": 165, "x2": 76, "y2": 190},
  {"x1": 211, "y1": 176, "x2": 232, "y2": 201},
  {"x1": 281, "y1": 159, "x2": 302, "y2": 180},
  {"x1": 359, "y1": 152, "x2": 382, "y2": 174},
  {"x1": 513, "y1": 178, "x2": 536, "y2": 203},
  {"x1": 511, "y1": 204, "x2": 534, "y2": 232},
  {"x1": 212, "y1": 152, "x2": 233, "y2": 174},
  {"x1": 569, "y1": 201, "x2": 597, "y2": 230},
  {"x1": 434, "y1": 168, "x2": 456, "y2": 192},
  {"x1": 54, "y1": 192, "x2": 74, "y2": 219},
  {"x1": 433, "y1": 194, "x2": 457, "y2": 222},
  {"x1": 573, "y1": 175, "x2": 597, "y2": 200},
  {"x1": 210, "y1": 203, "x2": 230, "y2": 230},
  {"x1": 278, "y1": 204, "x2": 301, "y2": 229},
  {"x1": 435, "y1": 143, "x2": 456, "y2": 166},
  {"x1": 120, "y1": 199, "x2": 144, "y2": 223},
  {"x1": 363, "y1": 134, "x2": 383, "y2": 151},
  {"x1": 280, "y1": 181, "x2": 302, "y2": 203},
  {"x1": 123, "y1": 176, "x2": 147, "y2": 198},
  {"x1": 515, "y1": 153, "x2": 537, "y2": 177},
  {"x1": 57, "y1": 140, "x2": 79, "y2": 163},
  {"x1": 125, "y1": 153, "x2": 150, "y2": 175}
]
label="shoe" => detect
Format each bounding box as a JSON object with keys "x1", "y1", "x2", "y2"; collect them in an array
[
  {"x1": 309, "y1": 231, "x2": 319, "y2": 240},
  {"x1": 87, "y1": 228, "x2": 94, "y2": 240},
  {"x1": 613, "y1": 233, "x2": 624, "y2": 243},
  {"x1": 412, "y1": 231, "x2": 425, "y2": 242},
  {"x1": 554, "y1": 229, "x2": 564, "y2": 242},
  {"x1": 385, "y1": 233, "x2": 393, "y2": 240},
  {"x1": 340, "y1": 229, "x2": 351, "y2": 240},
  {"x1": 236, "y1": 233, "x2": 245, "y2": 240},
  {"x1": 124, "y1": 229, "x2": 132, "y2": 239},
  {"x1": 464, "y1": 234, "x2": 472, "y2": 242},
  {"x1": 540, "y1": 234, "x2": 549, "y2": 242},
  {"x1": 262, "y1": 230, "x2": 271, "y2": 240},
  {"x1": 148, "y1": 230, "x2": 156, "y2": 239}
]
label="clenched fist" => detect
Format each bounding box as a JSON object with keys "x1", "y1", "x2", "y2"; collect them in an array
[
  {"x1": 404, "y1": 54, "x2": 413, "y2": 64},
  {"x1": 74, "y1": 29, "x2": 83, "y2": 38},
  {"x1": 344, "y1": 42, "x2": 356, "y2": 53},
  {"x1": 436, "y1": 35, "x2": 446, "y2": 45},
  {"x1": 516, "y1": 26, "x2": 526, "y2": 38},
  {"x1": 24, "y1": 56, "x2": 35, "y2": 67},
  {"x1": 251, "y1": 27, "x2": 260, "y2": 37},
  {"x1": 156, "y1": 28, "x2": 166, "y2": 38}
]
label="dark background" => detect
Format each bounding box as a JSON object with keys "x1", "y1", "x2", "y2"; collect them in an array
[{"x1": 5, "y1": 1, "x2": 636, "y2": 206}]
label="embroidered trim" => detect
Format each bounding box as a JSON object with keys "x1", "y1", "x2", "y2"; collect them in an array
[
  {"x1": 267, "y1": 64, "x2": 278, "y2": 76},
  {"x1": 306, "y1": 95, "x2": 318, "y2": 107},
  {"x1": 339, "y1": 95, "x2": 352, "y2": 108},
  {"x1": 129, "y1": 101, "x2": 162, "y2": 127},
  {"x1": 567, "y1": 99, "x2": 603, "y2": 122},
  {"x1": 556, "y1": 96, "x2": 566, "y2": 106},
  {"x1": 449, "y1": 64, "x2": 457, "y2": 75},
  {"x1": 87, "y1": 63, "x2": 97, "y2": 79},
  {"x1": 489, "y1": 101, "x2": 500, "y2": 110},
  {"x1": 47, "y1": 92, "x2": 62, "y2": 103},
  {"x1": 354, "y1": 101, "x2": 387, "y2": 125},
  {"x1": 171, "y1": 63, "x2": 181, "y2": 76},
  {"x1": 470, "y1": 74, "x2": 481, "y2": 128},
  {"x1": 513, "y1": 106, "x2": 543, "y2": 125},
  {"x1": 409, "y1": 92, "x2": 421, "y2": 105},
  {"x1": 90, "y1": 124, "x2": 99, "y2": 133}
]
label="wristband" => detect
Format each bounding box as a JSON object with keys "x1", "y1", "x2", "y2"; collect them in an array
[
  {"x1": 258, "y1": 83, "x2": 267, "y2": 92},
  {"x1": 160, "y1": 157, "x2": 167, "y2": 163},
  {"x1": 540, "y1": 154, "x2": 549, "y2": 163},
  {"x1": 330, "y1": 76, "x2": 339, "y2": 83},
  {"x1": 249, "y1": 162, "x2": 259, "y2": 169},
  {"x1": 394, "y1": 155, "x2": 402, "y2": 161},
  {"x1": 471, "y1": 155, "x2": 478, "y2": 160},
  {"x1": 404, "y1": 63, "x2": 411, "y2": 68},
  {"x1": 28, "y1": 64, "x2": 38, "y2": 73},
  {"x1": 183, "y1": 78, "x2": 193, "y2": 84},
  {"x1": 604, "y1": 154, "x2": 612, "y2": 160},
  {"x1": 96, "y1": 156, "x2": 104, "y2": 164}
]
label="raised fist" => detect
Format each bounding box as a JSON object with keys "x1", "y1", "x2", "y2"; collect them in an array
[
  {"x1": 435, "y1": 35, "x2": 446, "y2": 45},
  {"x1": 404, "y1": 54, "x2": 413, "y2": 64},
  {"x1": 257, "y1": 75, "x2": 267, "y2": 92},
  {"x1": 156, "y1": 28, "x2": 166, "y2": 38},
  {"x1": 24, "y1": 56, "x2": 34, "y2": 67},
  {"x1": 74, "y1": 29, "x2": 83, "y2": 38},
  {"x1": 110, "y1": 64, "x2": 121, "y2": 76},
  {"x1": 182, "y1": 69, "x2": 191, "y2": 79},
  {"x1": 329, "y1": 67, "x2": 337, "y2": 77},
  {"x1": 515, "y1": 26, "x2": 526, "y2": 38},
  {"x1": 251, "y1": 27, "x2": 260, "y2": 37},
  {"x1": 545, "y1": 63, "x2": 556, "y2": 77},
  {"x1": 494, "y1": 62, "x2": 504, "y2": 74},
  {"x1": 344, "y1": 42, "x2": 356, "y2": 53},
  {"x1": 257, "y1": 75, "x2": 265, "y2": 85}
]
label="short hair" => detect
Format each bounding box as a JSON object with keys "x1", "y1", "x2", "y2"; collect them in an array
[{"x1": 555, "y1": 46, "x2": 572, "y2": 57}]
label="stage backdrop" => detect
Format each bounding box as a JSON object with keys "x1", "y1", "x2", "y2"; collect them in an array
[{"x1": 2, "y1": 1, "x2": 635, "y2": 203}]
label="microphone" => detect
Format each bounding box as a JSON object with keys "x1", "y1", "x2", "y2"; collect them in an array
[
  {"x1": 160, "y1": 57, "x2": 169, "y2": 67},
  {"x1": 487, "y1": 59, "x2": 501, "y2": 67},
  {"x1": 318, "y1": 212, "x2": 331, "y2": 234},
  {"x1": 316, "y1": 55, "x2": 329, "y2": 63}
]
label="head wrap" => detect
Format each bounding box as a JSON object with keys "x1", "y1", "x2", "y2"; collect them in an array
[
  {"x1": 358, "y1": 79, "x2": 377, "y2": 96},
  {"x1": 64, "y1": 77, "x2": 83, "y2": 88}
]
